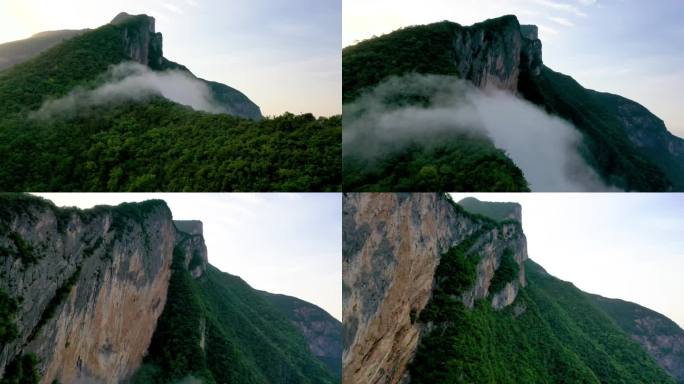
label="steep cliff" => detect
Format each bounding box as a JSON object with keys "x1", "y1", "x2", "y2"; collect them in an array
[
  {"x1": 343, "y1": 193, "x2": 676, "y2": 383},
  {"x1": 342, "y1": 193, "x2": 527, "y2": 383},
  {"x1": 590, "y1": 294, "x2": 684, "y2": 383},
  {"x1": 110, "y1": 12, "x2": 164, "y2": 69},
  {"x1": 0, "y1": 194, "x2": 175, "y2": 383},
  {"x1": 262, "y1": 292, "x2": 342, "y2": 379},
  {"x1": 343, "y1": 15, "x2": 541, "y2": 102},
  {"x1": 0, "y1": 195, "x2": 340, "y2": 383},
  {"x1": 343, "y1": 14, "x2": 679, "y2": 191}
]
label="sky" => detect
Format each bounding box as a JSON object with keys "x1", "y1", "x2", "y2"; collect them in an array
[
  {"x1": 344, "y1": 0, "x2": 684, "y2": 136},
  {"x1": 450, "y1": 192, "x2": 684, "y2": 329},
  {"x1": 32, "y1": 193, "x2": 342, "y2": 321},
  {"x1": 0, "y1": 0, "x2": 341, "y2": 117}
]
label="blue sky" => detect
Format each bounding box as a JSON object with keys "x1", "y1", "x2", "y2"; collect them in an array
[
  {"x1": 0, "y1": 0, "x2": 341, "y2": 117},
  {"x1": 33, "y1": 193, "x2": 342, "y2": 321},
  {"x1": 451, "y1": 192, "x2": 684, "y2": 329},
  {"x1": 344, "y1": 0, "x2": 684, "y2": 136}
]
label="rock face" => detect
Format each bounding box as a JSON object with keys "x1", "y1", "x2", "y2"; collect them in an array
[
  {"x1": 449, "y1": 15, "x2": 542, "y2": 92},
  {"x1": 0, "y1": 195, "x2": 206, "y2": 383},
  {"x1": 262, "y1": 292, "x2": 343, "y2": 378},
  {"x1": 342, "y1": 193, "x2": 527, "y2": 384},
  {"x1": 173, "y1": 220, "x2": 208, "y2": 278},
  {"x1": 110, "y1": 12, "x2": 163, "y2": 69},
  {"x1": 591, "y1": 294, "x2": 684, "y2": 383},
  {"x1": 592, "y1": 91, "x2": 684, "y2": 190}
]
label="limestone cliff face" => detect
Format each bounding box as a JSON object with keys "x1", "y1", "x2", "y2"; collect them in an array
[
  {"x1": 342, "y1": 193, "x2": 527, "y2": 384},
  {"x1": 109, "y1": 12, "x2": 262, "y2": 119},
  {"x1": 0, "y1": 196, "x2": 199, "y2": 383},
  {"x1": 450, "y1": 15, "x2": 542, "y2": 92},
  {"x1": 110, "y1": 12, "x2": 163, "y2": 69},
  {"x1": 173, "y1": 220, "x2": 208, "y2": 279}
]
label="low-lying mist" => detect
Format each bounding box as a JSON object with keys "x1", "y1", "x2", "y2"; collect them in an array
[
  {"x1": 32, "y1": 62, "x2": 225, "y2": 118},
  {"x1": 343, "y1": 74, "x2": 614, "y2": 192}
]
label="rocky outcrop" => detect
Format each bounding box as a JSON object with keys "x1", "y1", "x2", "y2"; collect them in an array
[
  {"x1": 592, "y1": 91, "x2": 684, "y2": 190},
  {"x1": 591, "y1": 294, "x2": 684, "y2": 383},
  {"x1": 0, "y1": 196, "x2": 180, "y2": 383},
  {"x1": 173, "y1": 220, "x2": 208, "y2": 278},
  {"x1": 110, "y1": 12, "x2": 163, "y2": 69},
  {"x1": 450, "y1": 15, "x2": 542, "y2": 92},
  {"x1": 110, "y1": 12, "x2": 262, "y2": 119},
  {"x1": 261, "y1": 292, "x2": 343, "y2": 378},
  {"x1": 343, "y1": 193, "x2": 527, "y2": 384}
]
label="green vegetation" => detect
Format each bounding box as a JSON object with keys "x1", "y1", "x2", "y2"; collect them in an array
[
  {"x1": 489, "y1": 249, "x2": 519, "y2": 294},
  {"x1": 8, "y1": 232, "x2": 36, "y2": 266},
  {"x1": 343, "y1": 137, "x2": 529, "y2": 192},
  {"x1": 262, "y1": 292, "x2": 342, "y2": 379},
  {"x1": 0, "y1": 289, "x2": 19, "y2": 343},
  {"x1": 518, "y1": 66, "x2": 670, "y2": 191},
  {"x1": 0, "y1": 16, "x2": 340, "y2": 192},
  {"x1": 343, "y1": 16, "x2": 676, "y2": 191},
  {"x1": 410, "y1": 259, "x2": 675, "y2": 383},
  {"x1": 0, "y1": 354, "x2": 40, "y2": 384},
  {"x1": 343, "y1": 21, "x2": 460, "y2": 103},
  {"x1": 458, "y1": 197, "x2": 520, "y2": 222},
  {"x1": 419, "y1": 233, "x2": 481, "y2": 323},
  {"x1": 132, "y1": 247, "x2": 336, "y2": 383},
  {"x1": 342, "y1": 20, "x2": 531, "y2": 192}
]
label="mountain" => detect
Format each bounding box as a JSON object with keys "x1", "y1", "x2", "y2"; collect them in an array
[
  {"x1": 261, "y1": 292, "x2": 342, "y2": 379},
  {"x1": 343, "y1": 193, "x2": 678, "y2": 383},
  {"x1": 0, "y1": 29, "x2": 87, "y2": 71},
  {"x1": 0, "y1": 194, "x2": 340, "y2": 383},
  {"x1": 342, "y1": 15, "x2": 682, "y2": 191},
  {"x1": 590, "y1": 294, "x2": 684, "y2": 383},
  {"x1": 0, "y1": 13, "x2": 341, "y2": 192},
  {"x1": 457, "y1": 197, "x2": 521, "y2": 222}
]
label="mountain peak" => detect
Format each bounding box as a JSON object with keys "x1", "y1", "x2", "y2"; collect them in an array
[{"x1": 110, "y1": 12, "x2": 154, "y2": 28}]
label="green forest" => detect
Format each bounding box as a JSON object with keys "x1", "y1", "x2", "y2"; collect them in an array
[
  {"x1": 410, "y1": 255, "x2": 675, "y2": 383},
  {"x1": 0, "y1": 14, "x2": 340, "y2": 191},
  {"x1": 342, "y1": 17, "x2": 677, "y2": 191},
  {"x1": 131, "y1": 240, "x2": 336, "y2": 384}
]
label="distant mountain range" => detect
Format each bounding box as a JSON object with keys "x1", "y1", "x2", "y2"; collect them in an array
[
  {"x1": 342, "y1": 15, "x2": 684, "y2": 191},
  {"x1": 0, "y1": 194, "x2": 341, "y2": 383}
]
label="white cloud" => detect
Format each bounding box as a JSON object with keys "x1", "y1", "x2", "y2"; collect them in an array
[
  {"x1": 531, "y1": 0, "x2": 588, "y2": 17},
  {"x1": 549, "y1": 16, "x2": 575, "y2": 27}
]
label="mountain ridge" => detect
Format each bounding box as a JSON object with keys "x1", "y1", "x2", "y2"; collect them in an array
[
  {"x1": 0, "y1": 194, "x2": 339, "y2": 383},
  {"x1": 342, "y1": 15, "x2": 682, "y2": 191},
  {"x1": 343, "y1": 193, "x2": 679, "y2": 383}
]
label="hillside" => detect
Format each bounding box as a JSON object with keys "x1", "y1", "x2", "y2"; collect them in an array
[
  {"x1": 457, "y1": 196, "x2": 521, "y2": 222},
  {"x1": 261, "y1": 292, "x2": 342, "y2": 379},
  {"x1": 0, "y1": 29, "x2": 86, "y2": 71},
  {"x1": 343, "y1": 193, "x2": 678, "y2": 383},
  {"x1": 0, "y1": 194, "x2": 340, "y2": 383},
  {"x1": 0, "y1": 13, "x2": 341, "y2": 191},
  {"x1": 342, "y1": 15, "x2": 680, "y2": 191},
  {"x1": 590, "y1": 294, "x2": 684, "y2": 382}
]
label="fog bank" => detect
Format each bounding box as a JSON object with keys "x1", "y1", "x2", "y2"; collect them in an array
[
  {"x1": 343, "y1": 74, "x2": 614, "y2": 191},
  {"x1": 33, "y1": 62, "x2": 224, "y2": 118}
]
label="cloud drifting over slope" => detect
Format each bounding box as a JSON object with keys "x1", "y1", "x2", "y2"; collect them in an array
[
  {"x1": 343, "y1": 74, "x2": 613, "y2": 191},
  {"x1": 33, "y1": 62, "x2": 224, "y2": 118}
]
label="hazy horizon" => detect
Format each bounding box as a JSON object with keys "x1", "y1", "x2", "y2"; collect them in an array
[
  {"x1": 451, "y1": 192, "x2": 684, "y2": 330},
  {"x1": 32, "y1": 193, "x2": 342, "y2": 321},
  {"x1": 0, "y1": 0, "x2": 341, "y2": 117},
  {"x1": 344, "y1": 0, "x2": 684, "y2": 137}
]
